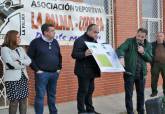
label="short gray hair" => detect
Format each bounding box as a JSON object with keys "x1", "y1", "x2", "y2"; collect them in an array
[{"x1": 86, "y1": 24, "x2": 97, "y2": 32}]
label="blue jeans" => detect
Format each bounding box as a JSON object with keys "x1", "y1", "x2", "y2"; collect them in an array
[{"x1": 34, "y1": 71, "x2": 59, "y2": 114}]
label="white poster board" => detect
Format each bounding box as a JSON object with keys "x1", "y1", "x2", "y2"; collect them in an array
[{"x1": 85, "y1": 42, "x2": 125, "y2": 72}]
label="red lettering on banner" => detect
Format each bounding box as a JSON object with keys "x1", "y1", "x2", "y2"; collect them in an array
[
  {"x1": 96, "y1": 17, "x2": 104, "y2": 31},
  {"x1": 31, "y1": 12, "x2": 74, "y2": 31},
  {"x1": 31, "y1": 12, "x2": 42, "y2": 29},
  {"x1": 45, "y1": 13, "x2": 55, "y2": 27},
  {"x1": 79, "y1": 16, "x2": 104, "y2": 32}
]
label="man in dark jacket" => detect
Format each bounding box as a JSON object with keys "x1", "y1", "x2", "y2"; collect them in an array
[
  {"x1": 150, "y1": 32, "x2": 165, "y2": 97},
  {"x1": 116, "y1": 28, "x2": 152, "y2": 114},
  {"x1": 71, "y1": 24, "x2": 101, "y2": 114},
  {"x1": 28, "y1": 23, "x2": 62, "y2": 114}
]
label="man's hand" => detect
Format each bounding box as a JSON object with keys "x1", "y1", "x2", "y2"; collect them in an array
[
  {"x1": 138, "y1": 46, "x2": 144, "y2": 54},
  {"x1": 119, "y1": 58, "x2": 125, "y2": 67},
  {"x1": 57, "y1": 70, "x2": 61, "y2": 74},
  {"x1": 36, "y1": 70, "x2": 44, "y2": 74},
  {"x1": 85, "y1": 49, "x2": 92, "y2": 57}
]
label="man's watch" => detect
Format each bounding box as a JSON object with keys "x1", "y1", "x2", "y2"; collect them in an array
[
  {"x1": 36, "y1": 70, "x2": 43, "y2": 74},
  {"x1": 57, "y1": 70, "x2": 61, "y2": 73}
]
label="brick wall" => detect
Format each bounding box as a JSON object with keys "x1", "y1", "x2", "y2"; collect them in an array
[
  {"x1": 15, "y1": 0, "x2": 165, "y2": 105},
  {"x1": 114, "y1": 0, "x2": 138, "y2": 47}
]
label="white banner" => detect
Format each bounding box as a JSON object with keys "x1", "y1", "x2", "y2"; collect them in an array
[
  {"x1": 0, "y1": 0, "x2": 106, "y2": 45},
  {"x1": 85, "y1": 42, "x2": 125, "y2": 72}
]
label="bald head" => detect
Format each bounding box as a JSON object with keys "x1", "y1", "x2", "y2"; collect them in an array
[
  {"x1": 156, "y1": 32, "x2": 165, "y2": 43},
  {"x1": 86, "y1": 24, "x2": 99, "y2": 40}
]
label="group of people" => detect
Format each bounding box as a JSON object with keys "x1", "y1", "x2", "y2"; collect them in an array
[
  {"x1": 0, "y1": 23, "x2": 165, "y2": 114},
  {"x1": 1, "y1": 23, "x2": 62, "y2": 114}
]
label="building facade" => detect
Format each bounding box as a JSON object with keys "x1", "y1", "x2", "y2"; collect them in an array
[
  {"x1": 28, "y1": 0, "x2": 165, "y2": 105},
  {"x1": 0, "y1": 0, "x2": 164, "y2": 107}
]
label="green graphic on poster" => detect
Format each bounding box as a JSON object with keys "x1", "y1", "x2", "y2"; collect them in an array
[
  {"x1": 85, "y1": 41, "x2": 125, "y2": 72},
  {"x1": 96, "y1": 54, "x2": 112, "y2": 67}
]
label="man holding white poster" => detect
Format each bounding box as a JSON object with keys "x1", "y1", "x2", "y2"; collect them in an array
[{"x1": 71, "y1": 24, "x2": 101, "y2": 114}]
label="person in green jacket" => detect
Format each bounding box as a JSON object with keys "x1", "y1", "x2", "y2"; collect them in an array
[
  {"x1": 116, "y1": 28, "x2": 152, "y2": 114},
  {"x1": 150, "y1": 32, "x2": 165, "y2": 97}
]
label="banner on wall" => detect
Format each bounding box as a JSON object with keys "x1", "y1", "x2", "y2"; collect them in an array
[
  {"x1": 0, "y1": 0, "x2": 106, "y2": 45},
  {"x1": 85, "y1": 42, "x2": 125, "y2": 72}
]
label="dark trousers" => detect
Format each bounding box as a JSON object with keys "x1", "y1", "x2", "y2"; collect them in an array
[
  {"x1": 77, "y1": 77, "x2": 95, "y2": 113},
  {"x1": 9, "y1": 98, "x2": 27, "y2": 114},
  {"x1": 34, "y1": 72, "x2": 59, "y2": 114},
  {"x1": 151, "y1": 62, "x2": 165, "y2": 95},
  {"x1": 124, "y1": 75, "x2": 145, "y2": 114}
]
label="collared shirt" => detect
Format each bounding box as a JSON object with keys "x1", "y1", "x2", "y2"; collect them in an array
[
  {"x1": 42, "y1": 35, "x2": 54, "y2": 50},
  {"x1": 42, "y1": 35, "x2": 53, "y2": 43}
]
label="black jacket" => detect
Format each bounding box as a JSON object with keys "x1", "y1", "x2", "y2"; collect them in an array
[
  {"x1": 71, "y1": 33, "x2": 100, "y2": 78},
  {"x1": 151, "y1": 41, "x2": 165, "y2": 65}
]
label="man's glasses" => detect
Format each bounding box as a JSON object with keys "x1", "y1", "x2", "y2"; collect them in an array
[
  {"x1": 136, "y1": 35, "x2": 145, "y2": 39},
  {"x1": 48, "y1": 30, "x2": 55, "y2": 33},
  {"x1": 93, "y1": 31, "x2": 99, "y2": 34}
]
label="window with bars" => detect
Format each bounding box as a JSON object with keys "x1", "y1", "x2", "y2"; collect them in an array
[
  {"x1": 83, "y1": 0, "x2": 114, "y2": 46},
  {"x1": 142, "y1": 0, "x2": 163, "y2": 42}
]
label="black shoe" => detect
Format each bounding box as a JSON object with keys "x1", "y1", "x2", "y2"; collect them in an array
[
  {"x1": 87, "y1": 111, "x2": 101, "y2": 114},
  {"x1": 150, "y1": 93, "x2": 157, "y2": 97}
]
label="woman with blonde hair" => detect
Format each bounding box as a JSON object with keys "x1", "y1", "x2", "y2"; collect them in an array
[{"x1": 1, "y1": 30, "x2": 31, "y2": 114}]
